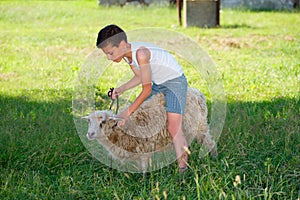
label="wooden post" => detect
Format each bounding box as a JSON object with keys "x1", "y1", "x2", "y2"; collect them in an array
[
  {"x1": 216, "y1": 0, "x2": 220, "y2": 26},
  {"x1": 184, "y1": 0, "x2": 219, "y2": 28},
  {"x1": 294, "y1": 0, "x2": 299, "y2": 8},
  {"x1": 177, "y1": 0, "x2": 182, "y2": 26}
]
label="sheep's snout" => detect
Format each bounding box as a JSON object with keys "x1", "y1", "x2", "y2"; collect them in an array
[{"x1": 87, "y1": 131, "x2": 96, "y2": 140}]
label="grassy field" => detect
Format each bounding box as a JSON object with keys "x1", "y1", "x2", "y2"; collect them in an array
[{"x1": 0, "y1": 0, "x2": 299, "y2": 199}]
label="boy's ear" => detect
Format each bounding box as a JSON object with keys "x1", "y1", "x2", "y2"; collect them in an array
[{"x1": 119, "y1": 40, "x2": 127, "y2": 47}]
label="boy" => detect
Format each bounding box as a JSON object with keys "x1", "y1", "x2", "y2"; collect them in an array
[{"x1": 96, "y1": 24, "x2": 188, "y2": 172}]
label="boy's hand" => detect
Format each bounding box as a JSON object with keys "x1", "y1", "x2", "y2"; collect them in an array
[
  {"x1": 117, "y1": 118, "x2": 126, "y2": 127},
  {"x1": 112, "y1": 87, "x2": 122, "y2": 100},
  {"x1": 116, "y1": 109, "x2": 130, "y2": 126}
]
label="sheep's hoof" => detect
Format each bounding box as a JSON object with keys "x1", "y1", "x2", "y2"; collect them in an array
[
  {"x1": 142, "y1": 172, "x2": 150, "y2": 179},
  {"x1": 210, "y1": 145, "x2": 218, "y2": 158}
]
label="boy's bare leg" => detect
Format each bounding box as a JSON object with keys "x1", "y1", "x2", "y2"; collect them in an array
[{"x1": 167, "y1": 112, "x2": 188, "y2": 171}]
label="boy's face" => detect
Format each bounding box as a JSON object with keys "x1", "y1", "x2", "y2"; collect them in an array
[{"x1": 101, "y1": 41, "x2": 126, "y2": 63}]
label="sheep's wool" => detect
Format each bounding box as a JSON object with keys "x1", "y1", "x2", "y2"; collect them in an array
[
  {"x1": 120, "y1": 87, "x2": 207, "y2": 145},
  {"x1": 121, "y1": 93, "x2": 167, "y2": 139}
]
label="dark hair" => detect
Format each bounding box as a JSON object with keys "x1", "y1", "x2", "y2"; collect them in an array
[{"x1": 96, "y1": 24, "x2": 127, "y2": 48}]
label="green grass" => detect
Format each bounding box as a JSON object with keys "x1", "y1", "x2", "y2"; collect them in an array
[{"x1": 0, "y1": 1, "x2": 299, "y2": 199}]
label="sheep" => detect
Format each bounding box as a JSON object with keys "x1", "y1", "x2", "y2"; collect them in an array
[{"x1": 82, "y1": 87, "x2": 218, "y2": 172}]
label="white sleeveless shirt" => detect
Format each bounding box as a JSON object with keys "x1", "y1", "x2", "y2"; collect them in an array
[{"x1": 123, "y1": 42, "x2": 183, "y2": 85}]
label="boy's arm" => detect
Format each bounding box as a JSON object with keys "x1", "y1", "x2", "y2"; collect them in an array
[
  {"x1": 118, "y1": 47, "x2": 152, "y2": 119},
  {"x1": 120, "y1": 66, "x2": 142, "y2": 91},
  {"x1": 112, "y1": 62, "x2": 141, "y2": 99}
]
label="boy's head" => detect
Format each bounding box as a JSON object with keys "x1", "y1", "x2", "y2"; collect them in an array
[{"x1": 96, "y1": 24, "x2": 127, "y2": 49}]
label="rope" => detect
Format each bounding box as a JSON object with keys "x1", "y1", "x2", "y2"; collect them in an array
[
  {"x1": 107, "y1": 87, "x2": 119, "y2": 169},
  {"x1": 107, "y1": 87, "x2": 119, "y2": 114}
]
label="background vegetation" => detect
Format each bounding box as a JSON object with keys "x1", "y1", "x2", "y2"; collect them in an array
[{"x1": 0, "y1": 1, "x2": 299, "y2": 199}]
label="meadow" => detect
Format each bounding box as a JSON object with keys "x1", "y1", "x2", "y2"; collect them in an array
[{"x1": 0, "y1": 0, "x2": 299, "y2": 199}]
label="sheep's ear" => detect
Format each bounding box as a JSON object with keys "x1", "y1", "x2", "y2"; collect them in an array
[
  {"x1": 104, "y1": 112, "x2": 111, "y2": 121},
  {"x1": 109, "y1": 116, "x2": 122, "y2": 121},
  {"x1": 100, "y1": 116, "x2": 107, "y2": 124},
  {"x1": 99, "y1": 112, "x2": 110, "y2": 123},
  {"x1": 81, "y1": 116, "x2": 89, "y2": 121}
]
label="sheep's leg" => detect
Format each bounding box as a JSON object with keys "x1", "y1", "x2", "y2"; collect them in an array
[
  {"x1": 138, "y1": 156, "x2": 149, "y2": 173},
  {"x1": 204, "y1": 134, "x2": 218, "y2": 158},
  {"x1": 196, "y1": 128, "x2": 218, "y2": 158}
]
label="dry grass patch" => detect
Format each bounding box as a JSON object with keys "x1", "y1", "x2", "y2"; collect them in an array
[{"x1": 197, "y1": 34, "x2": 297, "y2": 51}]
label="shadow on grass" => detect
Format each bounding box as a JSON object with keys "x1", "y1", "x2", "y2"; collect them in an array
[
  {"x1": 0, "y1": 89, "x2": 299, "y2": 199},
  {"x1": 220, "y1": 23, "x2": 254, "y2": 29},
  {"x1": 216, "y1": 96, "x2": 299, "y2": 160},
  {"x1": 223, "y1": 7, "x2": 300, "y2": 13},
  {"x1": 0, "y1": 89, "x2": 90, "y2": 170}
]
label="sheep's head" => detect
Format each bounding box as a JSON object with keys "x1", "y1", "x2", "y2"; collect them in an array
[{"x1": 82, "y1": 110, "x2": 112, "y2": 140}]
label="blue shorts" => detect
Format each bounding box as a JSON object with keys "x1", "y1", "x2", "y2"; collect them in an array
[{"x1": 149, "y1": 74, "x2": 187, "y2": 114}]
